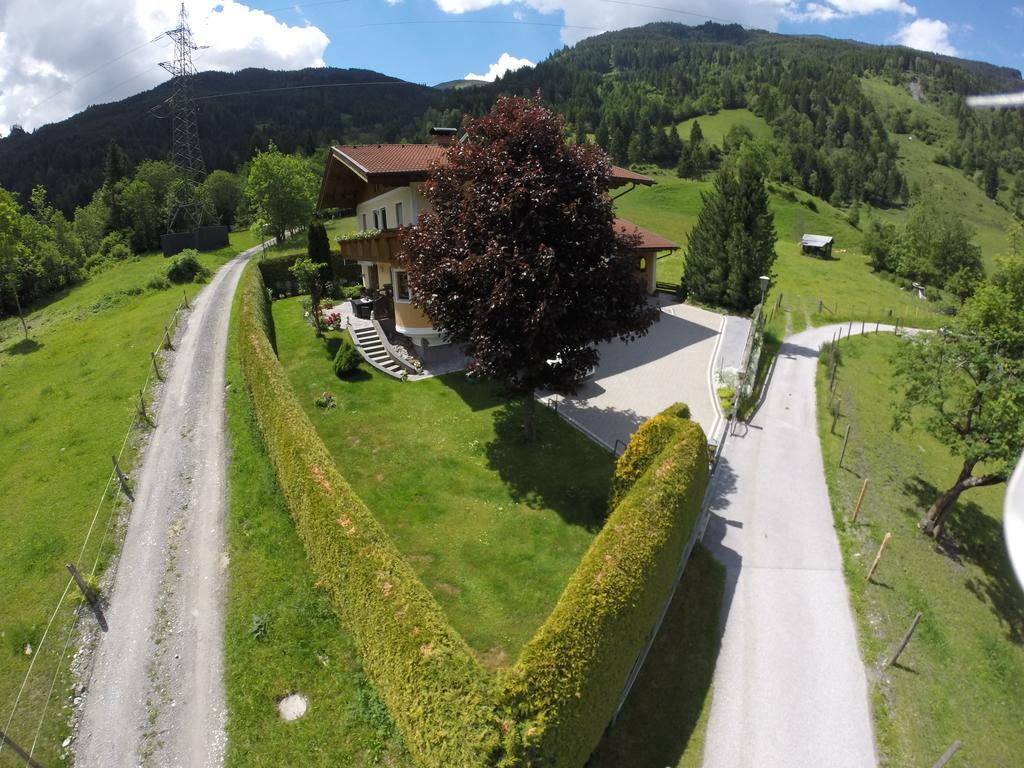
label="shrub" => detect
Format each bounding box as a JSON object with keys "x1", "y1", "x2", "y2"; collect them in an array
[
  {"x1": 333, "y1": 338, "x2": 362, "y2": 378},
  {"x1": 499, "y1": 404, "x2": 708, "y2": 766},
  {"x1": 166, "y1": 249, "x2": 210, "y2": 284},
  {"x1": 238, "y1": 265, "x2": 502, "y2": 767},
  {"x1": 147, "y1": 275, "x2": 171, "y2": 291}
]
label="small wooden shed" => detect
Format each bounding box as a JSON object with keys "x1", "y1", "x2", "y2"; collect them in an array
[{"x1": 800, "y1": 234, "x2": 834, "y2": 259}]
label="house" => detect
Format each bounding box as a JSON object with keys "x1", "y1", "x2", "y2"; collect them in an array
[
  {"x1": 317, "y1": 129, "x2": 678, "y2": 349},
  {"x1": 800, "y1": 234, "x2": 834, "y2": 259}
]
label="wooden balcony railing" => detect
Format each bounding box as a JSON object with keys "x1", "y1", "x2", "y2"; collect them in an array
[{"x1": 338, "y1": 229, "x2": 404, "y2": 263}]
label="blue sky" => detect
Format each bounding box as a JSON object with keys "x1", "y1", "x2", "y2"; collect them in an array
[{"x1": 1, "y1": 1, "x2": 1022, "y2": 134}]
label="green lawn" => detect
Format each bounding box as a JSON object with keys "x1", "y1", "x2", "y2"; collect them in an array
[
  {"x1": 590, "y1": 545, "x2": 724, "y2": 768},
  {"x1": 675, "y1": 108, "x2": 773, "y2": 147},
  {"x1": 270, "y1": 297, "x2": 615, "y2": 665},
  {"x1": 222, "y1": 278, "x2": 410, "y2": 766},
  {"x1": 816, "y1": 334, "x2": 1024, "y2": 767},
  {"x1": 0, "y1": 230, "x2": 260, "y2": 766}
]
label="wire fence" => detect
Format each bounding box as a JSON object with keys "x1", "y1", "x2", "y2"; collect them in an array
[
  {"x1": 0, "y1": 291, "x2": 193, "y2": 767},
  {"x1": 770, "y1": 292, "x2": 947, "y2": 330}
]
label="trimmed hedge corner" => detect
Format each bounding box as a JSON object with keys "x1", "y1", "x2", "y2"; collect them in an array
[
  {"x1": 238, "y1": 265, "x2": 504, "y2": 767},
  {"x1": 239, "y1": 259, "x2": 709, "y2": 768},
  {"x1": 498, "y1": 405, "x2": 708, "y2": 767}
]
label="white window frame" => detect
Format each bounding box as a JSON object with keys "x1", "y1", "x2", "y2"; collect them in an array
[
  {"x1": 361, "y1": 213, "x2": 367, "y2": 231},
  {"x1": 379, "y1": 207, "x2": 388, "y2": 230},
  {"x1": 395, "y1": 201, "x2": 403, "y2": 228},
  {"x1": 372, "y1": 209, "x2": 379, "y2": 230},
  {"x1": 391, "y1": 268, "x2": 411, "y2": 303}
]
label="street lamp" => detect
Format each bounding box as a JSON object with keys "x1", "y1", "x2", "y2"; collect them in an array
[{"x1": 759, "y1": 274, "x2": 770, "y2": 306}]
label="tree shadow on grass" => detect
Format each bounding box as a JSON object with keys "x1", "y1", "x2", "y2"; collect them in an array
[
  {"x1": 903, "y1": 475, "x2": 1024, "y2": 644},
  {"x1": 2, "y1": 337, "x2": 42, "y2": 355},
  {"x1": 483, "y1": 402, "x2": 610, "y2": 532},
  {"x1": 589, "y1": 545, "x2": 725, "y2": 768}
]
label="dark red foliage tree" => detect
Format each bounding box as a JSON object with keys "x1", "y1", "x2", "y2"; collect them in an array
[{"x1": 401, "y1": 96, "x2": 658, "y2": 440}]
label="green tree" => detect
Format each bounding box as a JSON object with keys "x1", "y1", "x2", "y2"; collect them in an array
[
  {"x1": 245, "y1": 143, "x2": 317, "y2": 243},
  {"x1": 306, "y1": 220, "x2": 331, "y2": 268},
  {"x1": 289, "y1": 256, "x2": 327, "y2": 335},
  {"x1": 893, "y1": 272, "x2": 1024, "y2": 538},
  {"x1": 685, "y1": 162, "x2": 777, "y2": 311},
  {"x1": 74, "y1": 191, "x2": 111, "y2": 256},
  {"x1": 0, "y1": 187, "x2": 29, "y2": 337},
  {"x1": 120, "y1": 178, "x2": 162, "y2": 252},
  {"x1": 204, "y1": 170, "x2": 244, "y2": 227},
  {"x1": 984, "y1": 158, "x2": 999, "y2": 200},
  {"x1": 689, "y1": 119, "x2": 704, "y2": 145},
  {"x1": 401, "y1": 96, "x2": 658, "y2": 440},
  {"x1": 133, "y1": 160, "x2": 180, "y2": 209}
]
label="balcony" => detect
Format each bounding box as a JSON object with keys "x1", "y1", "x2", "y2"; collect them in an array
[{"x1": 337, "y1": 229, "x2": 404, "y2": 264}]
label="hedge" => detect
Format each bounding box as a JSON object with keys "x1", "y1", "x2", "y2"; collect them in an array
[
  {"x1": 498, "y1": 404, "x2": 708, "y2": 767},
  {"x1": 238, "y1": 264, "x2": 506, "y2": 767},
  {"x1": 239, "y1": 260, "x2": 710, "y2": 768},
  {"x1": 258, "y1": 252, "x2": 361, "y2": 297}
]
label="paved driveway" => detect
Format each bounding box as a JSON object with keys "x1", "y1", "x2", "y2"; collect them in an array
[{"x1": 540, "y1": 298, "x2": 746, "y2": 449}]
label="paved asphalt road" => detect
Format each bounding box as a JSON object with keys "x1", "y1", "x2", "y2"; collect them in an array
[
  {"x1": 75, "y1": 247, "x2": 258, "y2": 767},
  {"x1": 701, "y1": 324, "x2": 880, "y2": 768}
]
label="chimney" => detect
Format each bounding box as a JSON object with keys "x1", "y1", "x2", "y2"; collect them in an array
[{"x1": 429, "y1": 126, "x2": 458, "y2": 147}]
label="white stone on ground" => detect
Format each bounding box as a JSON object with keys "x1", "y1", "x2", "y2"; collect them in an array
[{"x1": 278, "y1": 693, "x2": 308, "y2": 721}]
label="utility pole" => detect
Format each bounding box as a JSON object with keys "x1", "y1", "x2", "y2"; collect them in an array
[{"x1": 157, "y1": 3, "x2": 210, "y2": 233}]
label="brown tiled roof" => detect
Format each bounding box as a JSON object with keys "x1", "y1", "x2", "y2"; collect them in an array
[
  {"x1": 614, "y1": 218, "x2": 679, "y2": 251},
  {"x1": 331, "y1": 144, "x2": 656, "y2": 187},
  {"x1": 332, "y1": 144, "x2": 448, "y2": 178},
  {"x1": 609, "y1": 166, "x2": 655, "y2": 186}
]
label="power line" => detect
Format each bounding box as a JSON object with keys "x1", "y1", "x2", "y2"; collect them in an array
[{"x1": 598, "y1": 0, "x2": 739, "y2": 27}]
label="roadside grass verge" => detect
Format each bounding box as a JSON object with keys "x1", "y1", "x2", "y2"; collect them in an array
[
  {"x1": 0, "y1": 231, "x2": 258, "y2": 766},
  {"x1": 589, "y1": 544, "x2": 725, "y2": 768},
  {"x1": 815, "y1": 334, "x2": 1024, "y2": 767},
  {"x1": 269, "y1": 296, "x2": 614, "y2": 665},
  {"x1": 222, "y1": 274, "x2": 409, "y2": 766}
]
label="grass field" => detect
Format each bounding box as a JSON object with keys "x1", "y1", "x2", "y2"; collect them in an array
[
  {"x1": 590, "y1": 545, "x2": 725, "y2": 768},
  {"x1": 816, "y1": 334, "x2": 1024, "y2": 767},
  {"x1": 270, "y1": 296, "x2": 615, "y2": 664},
  {"x1": 0, "y1": 231, "x2": 267, "y2": 766},
  {"x1": 222, "y1": 271, "x2": 410, "y2": 766},
  {"x1": 676, "y1": 108, "x2": 773, "y2": 147}
]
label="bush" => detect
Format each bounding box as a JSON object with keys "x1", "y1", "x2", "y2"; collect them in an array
[
  {"x1": 147, "y1": 275, "x2": 171, "y2": 291},
  {"x1": 333, "y1": 337, "x2": 362, "y2": 378},
  {"x1": 166, "y1": 249, "x2": 210, "y2": 284},
  {"x1": 499, "y1": 403, "x2": 708, "y2": 766},
  {"x1": 238, "y1": 265, "x2": 502, "y2": 767},
  {"x1": 676, "y1": 277, "x2": 689, "y2": 303}
]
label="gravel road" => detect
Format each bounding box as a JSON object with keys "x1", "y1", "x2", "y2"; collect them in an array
[{"x1": 75, "y1": 247, "x2": 257, "y2": 768}]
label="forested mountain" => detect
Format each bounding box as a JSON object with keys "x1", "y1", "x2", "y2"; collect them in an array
[
  {"x1": 0, "y1": 67, "x2": 435, "y2": 214},
  {"x1": 2, "y1": 21, "x2": 1023, "y2": 218},
  {"x1": 442, "y1": 22, "x2": 1024, "y2": 210}
]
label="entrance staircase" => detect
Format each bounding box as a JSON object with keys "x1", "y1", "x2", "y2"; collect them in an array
[{"x1": 349, "y1": 323, "x2": 408, "y2": 378}]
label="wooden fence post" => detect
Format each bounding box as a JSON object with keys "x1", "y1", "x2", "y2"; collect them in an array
[
  {"x1": 852, "y1": 478, "x2": 869, "y2": 522},
  {"x1": 112, "y1": 455, "x2": 134, "y2": 501},
  {"x1": 930, "y1": 741, "x2": 962, "y2": 768},
  {"x1": 182, "y1": 289, "x2": 190, "y2": 309},
  {"x1": 150, "y1": 351, "x2": 162, "y2": 382},
  {"x1": 67, "y1": 563, "x2": 108, "y2": 631},
  {"x1": 887, "y1": 611, "x2": 922, "y2": 667},
  {"x1": 839, "y1": 424, "x2": 851, "y2": 468},
  {"x1": 0, "y1": 729, "x2": 44, "y2": 768},
  {"x1": 137, "y1": 390, "x2": 154, "y2": 427},
  {"x1": 162, "y1": 325, "x2": 173, "y2": 350},
  {"x1": 866, "y1": 532, "x2": 892, "y2": 582}
]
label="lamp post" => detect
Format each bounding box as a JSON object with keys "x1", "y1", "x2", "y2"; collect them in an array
[{"x1": 759, "y1": 274, "x2": 770, "y2": 307}]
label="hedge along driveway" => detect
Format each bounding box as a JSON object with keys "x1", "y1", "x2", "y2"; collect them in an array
[{"x1": 238, "y1": 264, "x2": 709, "y2": 767}]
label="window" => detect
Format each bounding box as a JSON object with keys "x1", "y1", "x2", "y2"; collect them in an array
[
  {"x1": 372, "y1": 209, "x2": 379, "y2": 230},
  {"x1": 361, "y1": 213, "x2": 367, "y2": 231},
  {"x1": 380, "y1": 207, "x2": 388, "y2": 230},
  {"x1": 392, "y1": 269, "x2": 410, "y2": 302},
  {"x1": 637, "y1": 256, "x2": 648, "y2": 271},
  {"x1": 395, "y1": 202, "x2": 403, "y2": 228}
]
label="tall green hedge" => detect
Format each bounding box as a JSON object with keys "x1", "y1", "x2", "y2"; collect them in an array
[
  {"x1": 498, "y1": 405, "x2": 708, "y2": 767},
  {"x1": 238, "y1": 265, "x2": 505, "y2": 767},
  {"x1": 239, "y1": 259, "x2": 709, "y2": 768}
]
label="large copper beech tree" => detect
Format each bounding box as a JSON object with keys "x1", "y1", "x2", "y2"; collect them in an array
[{"x1": 401, "y1": 97, "x2": 658, "y2": 440}]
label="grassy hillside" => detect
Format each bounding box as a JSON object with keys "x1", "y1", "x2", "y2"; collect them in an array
[
  {"x1": 675, "y1": 108, "x2": 772, "y2": 146},
  {"x1": 860, "y1": 76, "x2": 1016, "y2": 268},
  {"x1": 614, "y1": 170, "x2": 946, "y2": 332},
  {"x1": 817, "y1": 334, "x2": 1024, "y2": 767}
]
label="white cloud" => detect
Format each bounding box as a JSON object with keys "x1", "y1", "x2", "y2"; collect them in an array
[
  {"x1": 436, "y1": 1, "x2": 794, "y2": 45},
  {"x1": 465, "y1": 52, "x2": 535, "y2": 81},
  {"x1": 1013, "y1": 5, "x2": 1024, "y2": 18},
  {"x1": 893, "y1": 17, "x2": 958, "y2": 55},
  {"x1": 785, "y1": 0, "x2": 915, "y2": 22},
  {"x1": 0, "y1": 0, "x2": 329, "y2": 134}
]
